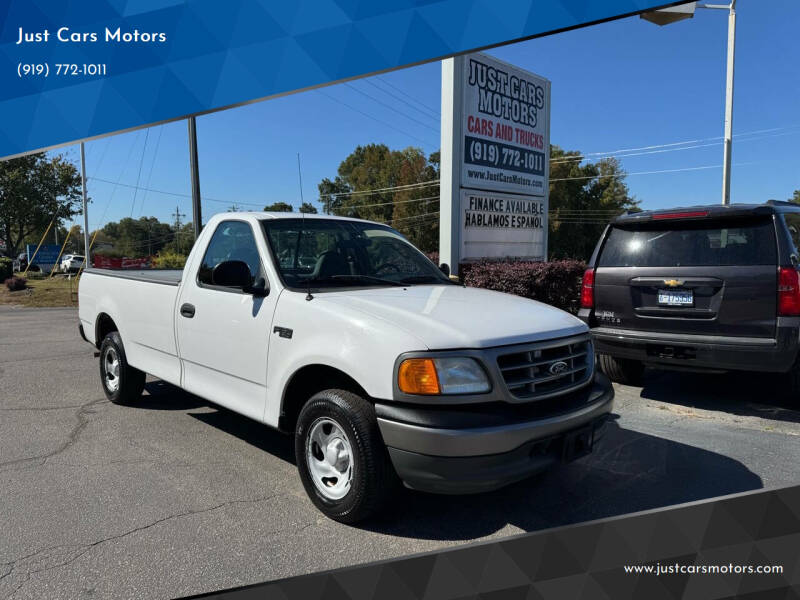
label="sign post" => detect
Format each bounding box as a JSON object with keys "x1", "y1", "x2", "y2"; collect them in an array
[{"x1": 440, "y1": 53, "x2": 551, "y2": 274}]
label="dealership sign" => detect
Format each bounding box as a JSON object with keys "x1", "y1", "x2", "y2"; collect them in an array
[
  {"x1": 440, "y1": 53, "x2": 550, "y2": 271},
  {"x1": 462, "y1": 55, "x2": 549, "y2": 196}
]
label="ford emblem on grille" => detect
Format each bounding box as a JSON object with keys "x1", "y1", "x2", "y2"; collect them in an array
[{"x1": 548, "y1": 361, "x2": 569, "y2": 375}]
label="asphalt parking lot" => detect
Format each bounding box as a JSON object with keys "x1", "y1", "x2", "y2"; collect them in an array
[{"x1": 2, "y1": 305, "x2": 800, "y2": 599}]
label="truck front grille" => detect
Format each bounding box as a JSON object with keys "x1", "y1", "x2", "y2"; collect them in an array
[{"x1": 497, "y1": 337, "x2": 593, "y2": 400}]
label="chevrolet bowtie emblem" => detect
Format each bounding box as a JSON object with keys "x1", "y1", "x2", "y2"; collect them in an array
[{"x1": 663, "y1": 279, "x2": 683, "y2": 287}]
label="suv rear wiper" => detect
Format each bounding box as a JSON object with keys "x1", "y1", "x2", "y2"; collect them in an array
[{"x1": 308, "y1": 274, "x2": 405, "y2": 287}]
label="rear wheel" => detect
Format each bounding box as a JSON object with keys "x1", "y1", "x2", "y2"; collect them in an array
[
  {"x1": 295, "y1": 389, "x2": 396, "y2": 523},
  {"x1": 99, "y1": 332, "x2": 146, "y2": 404},
  {"x1": 777, "y1": 356, "x2": 800, "y2": 399},
  {"x1": 598, "y1": 354, "x2": 644, "y2": 386}
]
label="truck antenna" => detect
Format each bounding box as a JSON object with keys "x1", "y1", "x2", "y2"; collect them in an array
[{"x1": 301, "y1": 179, "x2": 313, "y2": 301}]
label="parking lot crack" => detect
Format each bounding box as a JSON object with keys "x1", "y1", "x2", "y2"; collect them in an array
[
  {"x1": 0, "y1": 397, "x2": 107, "y2": 472},
  {"x1": 1, "y1": 493, "x2": 286, "y2": 597}
]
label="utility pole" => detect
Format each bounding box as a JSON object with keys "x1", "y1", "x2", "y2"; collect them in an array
[
  {"x1": 172, "y1": 205, "x2": 186, "y2": 230},
  {"x1": 80, "y1": 143, "x2": 90, "y2": 265},
  {"x1": 720, "y1": 0, "x2": 736, "y2": 205},
  {"x1": 172, "y1": 205, "x2": 186, "y2": 254},
  {"x1": 187, "y1": 117, "x2": 202, "y2": 237},
  {"x1": 641, "y1": 1, "x2": 737, "y2": 205}
]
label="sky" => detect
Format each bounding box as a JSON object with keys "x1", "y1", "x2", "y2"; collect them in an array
[{"x1": 59, "y1": 0, "x2": 800, "y2": 232}]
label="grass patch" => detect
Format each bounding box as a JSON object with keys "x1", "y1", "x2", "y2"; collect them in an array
[{"x1": 0, "y1": 274, "x2": 79, "y2": 307}]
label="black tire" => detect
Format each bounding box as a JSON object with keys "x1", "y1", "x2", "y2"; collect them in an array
[
  {"x1": 295, "y1": 389, "x2": 397, "y2": 524},
  {"x1": 777, "y1": 356, "x2": 800, "y2": 400},
  {"x1": 99, "y1": 331, "x2": 146, "y2": 404},
  {"x1": 597, "y1": 353, "x2": 644, "y2": 386}
]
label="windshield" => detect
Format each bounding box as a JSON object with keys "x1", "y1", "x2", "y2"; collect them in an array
[{"x1": 262, "y1": 218, "x2": 450, "y2": 289}]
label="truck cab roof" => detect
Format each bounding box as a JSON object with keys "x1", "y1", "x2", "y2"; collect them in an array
[{"x1": 231, "y1": 211, "x2": 378, "y2": 225}]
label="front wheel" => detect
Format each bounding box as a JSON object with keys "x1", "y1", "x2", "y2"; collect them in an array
[
  {"x1": 295, "y1": 389, "x2": 396, "y2": 523},
  {"x1": 99, "y1": 331, "x2": 146, "y2": 404}
]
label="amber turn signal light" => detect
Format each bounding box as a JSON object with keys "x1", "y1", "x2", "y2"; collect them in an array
[{"x1": 398, "y1": 358, "x2": 441, "y2": 395}]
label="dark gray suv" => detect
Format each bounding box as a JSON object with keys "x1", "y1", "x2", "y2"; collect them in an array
[{"x1": 578, "y1": 201, "x2": 800, "y2": 393}]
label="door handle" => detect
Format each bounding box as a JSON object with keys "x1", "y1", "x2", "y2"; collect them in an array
[{"x1": 180, "y1": 303, "x2": 195, "y2": 318}]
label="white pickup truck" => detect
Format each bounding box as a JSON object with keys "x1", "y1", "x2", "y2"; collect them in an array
[{"x1": 79, "y1": 212, "x2": 613, "y2": 522}]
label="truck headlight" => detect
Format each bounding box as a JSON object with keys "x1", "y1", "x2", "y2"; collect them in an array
[{"x1": 397, "y1": 357, "x2": 490, "y2": 395}]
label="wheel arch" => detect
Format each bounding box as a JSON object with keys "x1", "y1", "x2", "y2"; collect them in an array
[
  {"x1": 95, "y1": 312, "x2": 119, "y2": 348},
  {"x1": 279, "y1": 364, "x2": 370, "y2": 433}
]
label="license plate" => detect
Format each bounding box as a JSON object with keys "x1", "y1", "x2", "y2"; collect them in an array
[{"x1": 658, "y1": 289, "x2": 693, "y2": 306}]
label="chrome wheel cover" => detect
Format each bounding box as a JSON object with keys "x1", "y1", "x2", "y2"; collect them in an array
[
  {"x1": 103, "y1": 346, "x2": 120, "y2": 393},
  {"x1": 306, "y1": 417, "x2": 353, "y2": 500}
]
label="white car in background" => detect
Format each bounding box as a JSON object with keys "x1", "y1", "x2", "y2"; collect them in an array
[{"x1": 61, "y1": 254, "x2": 85, "y2": 273}]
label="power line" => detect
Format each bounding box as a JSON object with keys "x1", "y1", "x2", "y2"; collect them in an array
[
  {"x1": 551, "y1": 125, "x2": 800, "y2": 165},
  {"x1": 89, "y1": 177, "x2": 264, "y2": 208},
  {"x1": 374, "y1": 75, "x2": 440, "y2": 117},
  {"x1": 93, "y1": 129, "x2": 142, "y2": 231},
  {"x1": 331, "y1": 194, "x2": 440, "y2": 211},
  {"x1": 137, "y1": 125, "x2": 164, "y2": 217},
  {"x1": 344, "y1": 82, "x2": 440, "y2": 131},
  {"x1": 550, "y1": 159, "x2": 763, "y2": 183},
  {"x1": 317, "y1": 89, "x2": 438, "y2": 149},
  {"x1": 320, "y1": 180, "x2": 439, "y2": 199},
  {"x1": 362, "y1": 78, "x2": 440, "y2": 123},
  {"x1": 129, "y1": 128, "x2": 150, "y2": 217}
]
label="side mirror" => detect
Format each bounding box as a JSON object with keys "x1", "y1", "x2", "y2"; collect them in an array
[
  {"x1": 439, "y1": 263, "x2": 450, "y2": 277},
  {"x1": 244, "y1": 276, "x2": 269, "y2": 298},
  {"x1": 212, "y1": 260, "x2": 252, "y2": 289}
]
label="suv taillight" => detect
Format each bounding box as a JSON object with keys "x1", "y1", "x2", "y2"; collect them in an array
[
  {"x1": 778, "y1": 267, "x2": 800, "y2": 316},
  {"x1": 581, "y1": 268, "x2": 595, "y2": 309}
]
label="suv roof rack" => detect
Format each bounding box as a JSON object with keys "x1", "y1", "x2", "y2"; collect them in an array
[{"x1": 767, "y1": 199, "x2": 797, "y2": 207}]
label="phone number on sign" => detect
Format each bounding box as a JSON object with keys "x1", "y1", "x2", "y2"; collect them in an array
[
  {"x1": 17, "y1": 63, "x2": 108, "y2": 77},
  {"x1": 464, "y1": 136, "x2": 545, "y2": 176}
]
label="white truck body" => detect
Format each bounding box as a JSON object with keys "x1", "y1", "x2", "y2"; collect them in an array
[{"x1": 79, "y1": 212, "x2": 613, "y2": 518}]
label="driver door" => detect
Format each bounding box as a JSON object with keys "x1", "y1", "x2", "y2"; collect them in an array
[{"x1": 175, "y1": 219, "x2": 276, "y2": 421}]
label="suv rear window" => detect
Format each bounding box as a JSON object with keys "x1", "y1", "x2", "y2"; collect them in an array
[{"x1": 598, "y1": 217, "x2": 777, "y2": 267}]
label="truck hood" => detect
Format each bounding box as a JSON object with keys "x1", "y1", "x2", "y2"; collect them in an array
[{"x1": 317, "y1": 285, "x2": 587, "y2": 349}]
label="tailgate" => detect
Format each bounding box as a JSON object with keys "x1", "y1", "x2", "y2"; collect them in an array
[{"x1": 594, "y1": 216, "x2": 778, "y2": 339}]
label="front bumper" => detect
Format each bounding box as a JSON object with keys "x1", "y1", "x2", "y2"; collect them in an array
[
  {"x1": 590, "y1": 325, "x2": 799, "y2": 373},
  {"x1": 376, "y1": 373, "x2": 614, "y2": 494}
]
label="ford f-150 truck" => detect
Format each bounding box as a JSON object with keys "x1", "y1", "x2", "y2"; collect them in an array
[{"x1": 78, "y1": 212, "x2": 614, "y2": 523}]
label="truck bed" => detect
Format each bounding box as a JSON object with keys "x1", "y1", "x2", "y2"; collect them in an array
[{"x1": 83, "y1": 268, "x2": 183, "y2": 286}]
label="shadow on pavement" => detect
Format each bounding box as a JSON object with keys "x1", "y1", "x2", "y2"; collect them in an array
[
  {"x1": 191, "y1": 408, "x2": 296, "y2": 466},
  {"x1": 362, "y1": 418, "x2": 763, "y2": 540},
  {"x1": 134, "y1": 381, "x2": 764, "y2": 541},
  {"x1": 639, "y1": 369, "x2": 800, "y2": 425},
  {"x1": 129, "y1": 380, "x2": 211, "y2": 411}
]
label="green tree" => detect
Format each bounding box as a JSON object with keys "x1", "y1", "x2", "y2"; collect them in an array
[
  {"x1": 790, "y1": 190, "x2": 800, "y2": 204},
  {"x1": 389, "y1": 149, "x2": 440, "y2": 252},
  {"x1": 317, "y1": 144, "x2": 440, "y2": 251},
  {"x1": 100, "y1": 216, "x2": 173, "y2": 256},
  {"x1": 264, "y1": 201, "x2": 294, "y2": 212},
  {"x1": 0, "y1": 153, "x2": 83, "y2": 257},
  {"x1": 162, "y1": 221, "x2": 195, "y2": 256},
  {"x1": 299, "y1": 202, "x2": 318, "y2": 214},
  {"x1": 548, "y1": 146, "x2": 638, "y2": 260}
]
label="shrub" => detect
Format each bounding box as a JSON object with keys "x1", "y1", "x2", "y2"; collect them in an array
[
  {"x1": 460, "y1": 259, "x2": 587, "y2": 314},
  {"x1": 152, "y1": 250, "x2": 187, "y2": 269},
  {"x1": 0, "y1": 257, "x2": 12, "y2": 281},
  {"x1": 5, "y1": 276, "x2": 27, "y2": 291}
]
